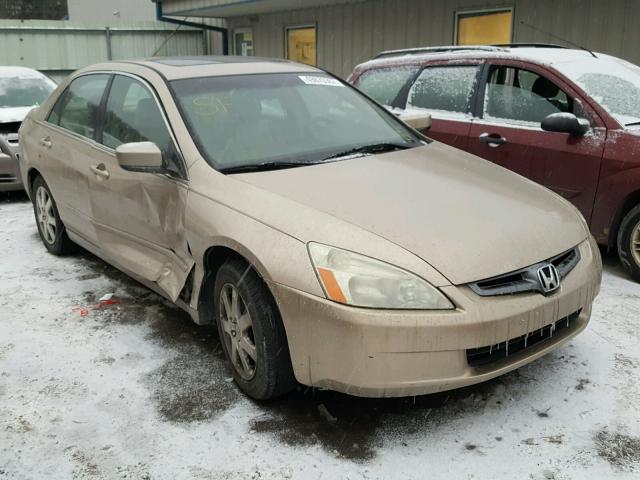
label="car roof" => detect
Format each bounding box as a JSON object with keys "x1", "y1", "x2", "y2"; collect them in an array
[
  {"x1": 84, "y1": 56, "x2": 323, "y2": 81},
  {"x1": 356, "y1": 45, "x2": 610, "y2": 71},
  {"x1": 0, "y1": 66, "x2": 49, "y2": 80}
]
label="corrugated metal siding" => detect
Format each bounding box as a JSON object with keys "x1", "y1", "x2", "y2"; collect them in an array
[
  {"x1": 0, "y1": 20, "x2": 205, "y2": 80},
  {"x1": 219, "y1": 0, "x2": 640, "y2": 78}
]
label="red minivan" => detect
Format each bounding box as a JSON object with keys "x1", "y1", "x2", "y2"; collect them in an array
[{"x1": 349, "y1": 44, "x2": 640, "y2": 282}]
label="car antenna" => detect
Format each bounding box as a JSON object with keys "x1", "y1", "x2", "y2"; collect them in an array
[{"x1": 518, "y1": 20, "x2": 598, "y2": 58}]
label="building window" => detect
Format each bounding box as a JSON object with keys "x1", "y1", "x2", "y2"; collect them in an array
[
  {"x1": 285, "y1": 25, "x2": 316, "y2": 66},
  {"x1": 234, "y1": 28, "x2": 254, "y2": 56},
  {"x1": 455, "y1": 8, "x2": 513, "y2": 45}
]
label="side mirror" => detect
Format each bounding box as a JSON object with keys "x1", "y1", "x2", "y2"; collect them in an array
[
  {"x1": 541, "y1": 113, "x2": 590, "y2": 136},
  {"x1": 398, "y1": 111, "x2": 432, "y2": 131},
  {"x1": 115, "y1": 142, "x2": 163, "y2": 170}
]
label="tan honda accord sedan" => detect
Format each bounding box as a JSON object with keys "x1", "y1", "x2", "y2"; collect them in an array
[{"x1": 19, "y1": 57, "x2": 602, "y2": 400}]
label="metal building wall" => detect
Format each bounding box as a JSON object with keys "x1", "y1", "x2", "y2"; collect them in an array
[
  {"x1": 0, "y1": 20, "x2": 205, "y2": 82},
  {"x1": 160, "y1": 0, "x2": 228, "y2": 55},
  {"x1": 217, "y1": 0, "x2": 640, "y2": 78}
]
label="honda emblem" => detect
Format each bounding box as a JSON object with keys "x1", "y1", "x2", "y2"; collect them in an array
[{"x1": 537, "y1": 264, "x2": 560, "y2": 294}]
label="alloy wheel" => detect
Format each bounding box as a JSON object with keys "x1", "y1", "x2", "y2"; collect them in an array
[
  {"x1": 219, "y1": 283, "x2": 257, "y2": 380},
  {"x1": 36, "y1": 186, "x2": 57, "y2": 245},
  {"x1": 631, "y1": 221, "x2": 640, "y2": 267}
]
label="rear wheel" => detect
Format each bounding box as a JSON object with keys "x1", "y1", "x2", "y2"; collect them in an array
[
  {"x1": 31, "y1": 175, "x2": 77, "y2": 255},
  {"x1": 213, "y1": 258, "x2": 295, "y2": 400},
  {"x1": 617, "y1": 204, "x2": 640, "y2": 282}
]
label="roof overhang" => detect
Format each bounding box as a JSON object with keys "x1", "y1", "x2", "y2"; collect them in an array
[{"x1": 160, "y1": 0, "x2": 365, "y2": 18}]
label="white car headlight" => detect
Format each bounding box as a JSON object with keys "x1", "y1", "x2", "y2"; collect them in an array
[{"x1": 308, "y1": 242, "x2": 454, "y2": 310}]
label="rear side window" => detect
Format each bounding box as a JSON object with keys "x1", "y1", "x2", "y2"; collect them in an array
[
  {"x1": 102, "y1": 75, "x2": 184, "y2": 177},
  {"x1": 484, "y1": 66, "x2": 572, "y2": 124},
  {"x1": 407, "y1": 66, "x2": 478, "y2": 114},
  {"x1": 49, "y1": 74, "x2": 110, "y2": 140},
  {"x1": 355, "y1": 67, "x2": 418, "y2": 106}
]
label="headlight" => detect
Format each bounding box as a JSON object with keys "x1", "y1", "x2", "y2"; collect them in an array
[{"x1": 308, "y1": 242, "x2": 454, "y2": 310}]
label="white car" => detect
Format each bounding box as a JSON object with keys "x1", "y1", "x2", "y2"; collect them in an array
[{"x1": 0, "y1": 67, "x2": 55, "y2": 191}]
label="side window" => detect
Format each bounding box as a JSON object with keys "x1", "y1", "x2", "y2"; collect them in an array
[
  {"x1": 51, "y1": 75, "x2": 110, "y2": 139},
  {"x1": 355, "y1": 67, "x2": 419, "y2": 106},
  {"x1": 484, "y1": 66, "x2": 573, "y2": 124},
  {"x1": 102, "y1": 75, "x2": 184, "y2": 177},
  {"x1": 407, "y1": 66, "x2": 478, "y2": 115}
]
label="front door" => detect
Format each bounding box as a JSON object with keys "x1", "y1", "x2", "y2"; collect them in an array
[
  {"x1": 467, "y1": 63, "x2": 605, "y2": 220},
  {"x1": 405, "y1": 64, "x2": 481, "y2": 150},
  {"x1": 88, "y1": 74, "x2": 193, "y2": 301}
]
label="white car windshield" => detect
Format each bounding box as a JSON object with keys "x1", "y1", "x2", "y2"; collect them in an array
[
  {"x1": 171, "y1": 72, "x2": 421, "y2": 172},
  {"x1": 554, "y1": 55, "x2": 640, "y2": 127},
  {"x1": 0, "y1": 75, "x2": 56, "y2": 109}
]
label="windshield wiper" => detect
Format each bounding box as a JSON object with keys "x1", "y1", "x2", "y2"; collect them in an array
[
  {"x1": 220, "y1": 161, "x2": 316, "y2": 174},
  {"x1": 625, "y1": 121, "x2": 640, "y2": 127},
  {"x1": 321, "y1": 142, "x2": 415, "y2": 161}
]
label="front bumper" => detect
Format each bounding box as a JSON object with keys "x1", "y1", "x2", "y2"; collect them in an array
[
  {"x1": 272, "y1": 238, "x2": 602, "y2": 397},
  {"x1": 0, "y1": 134, "x2": 23, "y2": 192}
]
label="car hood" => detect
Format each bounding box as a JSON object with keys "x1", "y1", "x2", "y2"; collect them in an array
[
  {"x1": 233, "y1": 142, "x2": 588, "y2": 285},
  {"x1": 0, "y1": 106, "x2": 33, "y2": 124}
]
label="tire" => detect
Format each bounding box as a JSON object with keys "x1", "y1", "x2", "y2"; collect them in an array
[
  {"x1": 31, "y1": 175, "x2": 77, "y2": 255},
  {"x1": 617, "y1": 204, "x2": 640, "y2": 282},
  {"x1": 213, "y1": 258, "x2": 296, "y2": 400}
]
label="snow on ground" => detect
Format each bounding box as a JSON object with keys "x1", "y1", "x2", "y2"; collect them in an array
[{"x1": 1, "y1": 192, "x2": 639, "y2": 480}]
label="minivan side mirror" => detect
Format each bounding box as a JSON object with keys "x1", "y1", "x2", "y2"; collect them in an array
[
  {"x1": 541, "y1": 113, "x2": 590, "y2": 136},
  {"x1": 399, "y1": 111, "x2": 432, "y2": 131},
  {"x1": 115, "y1": 142, "x2": 163, "y2": 170}
]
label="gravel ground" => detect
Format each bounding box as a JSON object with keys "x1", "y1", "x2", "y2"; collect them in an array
[{"x1": 1, "y1": 192, "x2": 639, "y2": 480}]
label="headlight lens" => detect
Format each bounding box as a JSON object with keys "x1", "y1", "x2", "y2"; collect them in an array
[{"x1": 308, "y1": 242, "x2": 454, "y2": 310}]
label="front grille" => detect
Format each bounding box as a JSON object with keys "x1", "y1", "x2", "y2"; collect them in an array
[
  {"x1": 0, "y1": 122, "x2": 20, "y2": 136},
  {"x1": 0, "y1": 173, "x2": 17, "y2": 183},
  {"x1": 469, "y1": 247, "x2": 580, "y2": 297},
  {"x1": 466, "y1": 309, "x2": 581, "y2": 367}
]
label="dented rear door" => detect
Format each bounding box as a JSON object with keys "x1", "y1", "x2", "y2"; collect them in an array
[{"x1": 87, "y1": 74, "x2": 193, "y2": 301}]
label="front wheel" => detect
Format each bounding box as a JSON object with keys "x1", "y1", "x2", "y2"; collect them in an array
[
  {"x1": 617, "y1": 204, "x2": 640, "y2": 282},
  {"x1": 31, "y1": 175, "x2": 77, "y2": 255},
  {"x1": 213, "y1": 258, "x2": 296, "y2": 400}
]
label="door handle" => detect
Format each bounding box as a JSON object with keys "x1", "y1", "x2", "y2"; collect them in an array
[
  {"x1": 479, "y1": 132, "x2": 507, "y2": 147},
  {"x1": 40, "y1": 136, "x2": 52, "y2": 149},
  {"x1": 90, "y1": 163, "x2": 110, "y2": 179}
]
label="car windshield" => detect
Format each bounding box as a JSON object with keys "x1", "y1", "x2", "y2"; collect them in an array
[
  {"x1": 171, "y1": 72, "x2": 420, "y2": 171},
  {"x1": 554, "y1": 55, "x2": 640, "y2": 127},
  {"x1": 0, "y1": 75, "x2": 56, "y2": 108}
]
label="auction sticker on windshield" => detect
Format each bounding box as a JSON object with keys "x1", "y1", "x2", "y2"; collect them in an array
[{"x1": 298, "y1": 75, "x2": 344, "y2": 87}]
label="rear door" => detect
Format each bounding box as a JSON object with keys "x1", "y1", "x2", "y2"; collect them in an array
[
  {"x1": 36, "y1": 73, "x2": 111, "y2": 245},
  {"x1": 468, "y1": 62, "x2": 605, "y2": 219},
  {"x1": 404, "y1": 64, "x2": 482, "y2": 150},
  {"x1": 88, "y1": 73, "x2": 193, "y2": 301}
]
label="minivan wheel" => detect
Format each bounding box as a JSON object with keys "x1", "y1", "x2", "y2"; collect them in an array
[
  {"x1": 31, "y1": 175, "x2": 77, "y2": 255},
  {"x1": 617, "y1": 204, "x2": 640, "y2": 282},
  {"x1": 213, "y1": 258, "x2": 296, "y2": 400}
]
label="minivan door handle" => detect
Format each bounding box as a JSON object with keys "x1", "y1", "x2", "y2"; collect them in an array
[
  {"x1": 40, "y1": 136, "x2": 52, "y2": 149},
  {"x1": 90, "y1": 163, "x2": 110, "y2": 179},
  {"x1": 479, "y1": 132, "x2": 507, "y2": 147}
]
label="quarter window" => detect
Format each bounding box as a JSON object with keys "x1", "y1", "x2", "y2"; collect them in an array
[
  {"x1": 484, "y1": 66, "x2": 573, "y2": 124},
  {"x1": 407, "y1": 66, "x2": 478, "y2": 115},
  {"x1": 355, "y1": 67, "x2": 419, "y2": 107},
  {"x1": 102, "y1": 75, "x2": 184, "y2": 177},
  {"x1": 49, "y1": 74, "x2": 110, "y2": 139}
]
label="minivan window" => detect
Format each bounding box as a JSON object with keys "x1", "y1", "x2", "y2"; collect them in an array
[
  {"x1": 355, "y1": 67, "x2": 419, "y2": 106},
  {"x1": 407, "y1": 66, "x2": 478, "y2": 114},
  {"x1": 554, "y1": 55, "x2": 640, "y2": 126},
  {"x1": 102, "y1": 75, "x2": 184, "y2": 177},
  {"x1": 484, "y1": 66, "x2": 572, "y2": 124},
  {"x1": 51, "y1": 74, "x2": 110, "y2": 140},
  {"x1": 172, "y1": 73, "x2": 420, "y2": 171}
]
